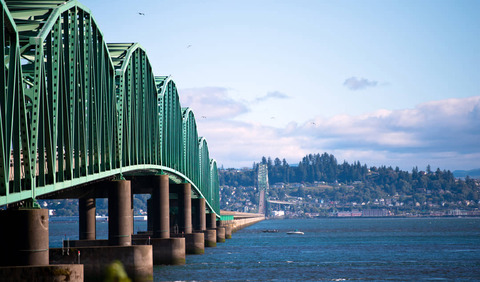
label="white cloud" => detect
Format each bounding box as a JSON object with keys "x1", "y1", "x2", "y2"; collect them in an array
[
  {"x1": 178, "y1": 89, "x2": 480, "y2": 171},
  {"x1": 343, "y1": 76, "x2": 378, "y2": 90},
  {"x1": 179, "y1": 87, "x2": 249, "y2": 119},
  {"x1": 298, "y1": 96, "x2": 480, "y2": 169},
  {"x1": 254, "y1": 91, "x2": 290, "y2": 102},
  {"x1": 196, "y1": 119, "x2": 307, "y2": 169}
]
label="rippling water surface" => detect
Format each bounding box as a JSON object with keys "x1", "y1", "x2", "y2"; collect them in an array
[{"x1": 50, "y1": 217, "x2": 480, "y2": 281}]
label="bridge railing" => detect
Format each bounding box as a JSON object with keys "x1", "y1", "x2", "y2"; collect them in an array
[{"x1": 0, "y1": 0, "x2": 220, "y2": 215}]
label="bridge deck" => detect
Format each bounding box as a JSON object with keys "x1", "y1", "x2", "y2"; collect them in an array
[{"x1": 0, "y1": 0, "x2": 219, "y2": 215}]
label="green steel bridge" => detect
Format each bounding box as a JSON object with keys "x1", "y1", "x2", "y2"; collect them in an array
[{"x1": 0, "y1": 0, "x2": 219, "y2": 215}]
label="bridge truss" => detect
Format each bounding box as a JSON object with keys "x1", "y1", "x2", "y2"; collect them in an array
[
  {"x1": 257, "y1": 164, "x2": 268, "y2": 215},
  {"x1": 0, "y1": 0, "x2": 219, "y2": 215}
]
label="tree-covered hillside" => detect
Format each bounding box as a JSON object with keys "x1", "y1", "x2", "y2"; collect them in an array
[
  {"x1": 41, "y1": 152, "x2": 479, "y2": 217},
  {"x1": 219, "y1": 153, "x2": 479, "y2": 214}
]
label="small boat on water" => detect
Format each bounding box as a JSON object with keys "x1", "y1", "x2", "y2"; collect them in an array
[
  {"x1": 262, "y1": 229, "x2": 279, "y2": 233},
  {"x1": 95, "y1": 215, "x2": 108, "y2": 221},
  {"x1": 286, "y1": 229, "x2": 304, "y2": 235}
]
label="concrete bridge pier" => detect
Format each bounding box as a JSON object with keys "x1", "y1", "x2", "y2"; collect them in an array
[
  {"x1": 79, "y1": 197, "x2": 96, "y2": 240},
  {"x1": 151, "y1": 175, "x2": 169, "y2": 239},
  {"x1": 0, "y1": 208, "x2": 83, "y2": 281},
  {"x1": 143, "y1": 175, "x2": 185, "y2": 265},
  {"x1": 184, "y1": 231, "x2": 204, "y2": 255},
  {"x1": 51, "y1": 180, "x2": 153, "y2": 281},
  {"x1": 172, "y1": 183, "x2": 204, "y2": 254},
  {"x1": 216, "y1": 226, "x2": 226, "y2": 243},
  {"x1": 205, "y1": 212, "x2": 217, "y2": 247},
  {"x1": 146, "y1": 197, "x2": 153, "y2": 232},
  {"x1": 219, "y1": 220, "x2": 233, "y2": 239},
  {"x1": 0, "y1": 208, "x2": 49, "y2": 266},
  {"x1": 225, "y1": 225, "x2": 232, "y2": 239},
  {"x1": 193, "y1": 198, "x2": 215, "y2": 247},
  {"x1": 179, "y1": 183, "x2": 192, "y2": 235},
  {"x1": 207, "y1": 212, "x2": 217, "y2": 229},
  {"x1": 108, "y1": 180, "x2": 132, "y2": 246},
  {"x1": 210, "y1": 216, "x2": 226, "y2": 243},
  {"x1": 193, "y1": 197, "x2": 206, "y2": 231}
]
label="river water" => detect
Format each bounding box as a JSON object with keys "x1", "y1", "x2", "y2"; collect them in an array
[{"x1": 50, "y1": 217, "x2": 480, "y2": 281}]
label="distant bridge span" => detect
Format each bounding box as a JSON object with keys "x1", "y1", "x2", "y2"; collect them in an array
[
  {"x1": 268, "y1": 200, "x2": 293, "y2": 205},
  {"x1": 0, "y1": 0, "x2": 219, "y2": 215}
]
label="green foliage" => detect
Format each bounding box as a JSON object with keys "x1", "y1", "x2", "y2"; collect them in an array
[
  {"x1": 104, "y1": 260, "x2": 131, "y2": 282},
  {"x1": 219, "y1": 152, "x2": 479, "y2": 210}
]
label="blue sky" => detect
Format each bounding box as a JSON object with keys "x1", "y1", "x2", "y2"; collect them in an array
[{"x1": 81, "y1": 0, "x2": 480, "y2": 171}]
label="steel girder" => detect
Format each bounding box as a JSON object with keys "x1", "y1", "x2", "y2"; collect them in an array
[
  {"x1": 210, "y1": 159, "x2": 219, "y2": 213},
  {"x1": 107, "y1": 43, "x2": 160, "y2": 168},
  {"x1": 199, "y1": 137, "x2": 211, "y2": 207},
  {"x1": 158, "y1": 77, "x2": 183, "y2": 174},
  {"x1": 182, "y1": 108, "x2": 200, "y2": 188},
  {"x1": 0, "y1": 0, "x2": 220, "y2": 216},
  {"x1": 1, "y1": 0, "x2": 32, "y2": 204}
]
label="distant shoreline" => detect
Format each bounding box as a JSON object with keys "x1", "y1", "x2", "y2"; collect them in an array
[{"x1": 272, "y1": 215, "x2": 480, "y2": 219}]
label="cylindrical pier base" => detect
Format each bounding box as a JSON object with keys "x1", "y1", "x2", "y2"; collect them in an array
[
  {"x1": 185, "y1": 232, "x2": 204, "y2": 254},
  {"x1": 216, "y1": 226, "x2": 226, "y2": 243},
  {"x1": 193, "y1": 198, "x2": 206, "y2": 231},
  {"x1": 181, "y1": 183, "x2": 192, "y2": 234},
  {"x1": 225, "y1": 225, "x2": 232, "y2": 239},
  {"x1": 152, "y1": 238, "x2": 186, "y2": 265},
  {"x1": 0, "y1": 208, "x2": 49, "y2": 266},
  {"x1": 152, "y1": 174, "x2": 170, "y2": 239},
  {"x1": 206, "y1": 212, "x2": 216, "y2": 229},
  {"x1": 79, "y1": 198, "x2": 96, "y2": 240},
  {"x1": 204, "y1": 229, "x2": 217, "y2": 247},
  {"x1": 50, "y1": 245, "x2": 152, "y2": 281},
  {"x1": 147, "y1": 198, "x2": 153, "y2": 232},
  {"x1": 0, "y1": 264, "x2": 83, "y2": 281},
  {"x1": 108, "y1": 180, "x2": 132, "y2": 246}
]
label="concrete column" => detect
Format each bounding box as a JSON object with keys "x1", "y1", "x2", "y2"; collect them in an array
[
  {"x1": 147, "y1": 198, "x2": 152, "y2": 232},
  {"x1": 205, "y1": 212, "x2": 217, "y2": 247},
  {"x1": 79, "y1": 198, "x2": 96, "y2": 240},
  {"x1": 185, "y1": 233, "x2": 204, "y2": 255},
  {"x1": 217, "y1": 220, "x2": 233, "y2": 239},
  {"x1": 108, "y1": 180, "x2": 132, "y2": 246},
  {"x1": 50, "y1": 245, "x2": 152, "y2": 280},
  {"x1": 173, "y1": 184, "x2": 203, "y2": 254},
  {"x1": 204, "y1": 229, "x2": 217, "y2": 248},
  {"x1": 224, "y1": 225, "x2": 232, "y2": 239},
  {"x1": 180, "y1": 183, "x2": 192, "y2": 234},
  {"x1": 218, "y1": 220, "x2": 232, "y2": 239},
  {"x1": 216, "y1": 226, "x2": 226, "y2": 243},
  {"x1": 193, "y1": 198, "x2": 206, "y2": 231},
  {"x1": 207, "y1": 212, "x2": 217, "y2": 229},
  {"x1": 0, "y1": 208, "x2": 49, "y2": 266},
  {"x1": 131, "y1": 192, "x2": 134, "y2": 235},
  {"x1": 152, "y1": 174, "x2": 170, "y2": 238}
]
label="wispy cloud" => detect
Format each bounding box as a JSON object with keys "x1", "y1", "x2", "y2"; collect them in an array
[
  {"x1": 343, "y1": 76, "x2": 378, "y2": 90},
  {"x1": 198, "y1": 119, "x2": 306, "y2": 168},
  {"x1": 179, "y1": 87, "x2": 249, "y2": 119},
  {"x1": 187, "y1": 92, "x2": 480, "y2": 171},
  {"x1": 254, "y1": 91, "x2": 290, "y2": 102},
  {"x1": 296, "y1": 96, "x2": 480, "y2": 169}
]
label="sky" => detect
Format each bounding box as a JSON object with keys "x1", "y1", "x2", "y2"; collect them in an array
[{"x1": 81, "y1": 0, "x2": 480, "y2": 171}]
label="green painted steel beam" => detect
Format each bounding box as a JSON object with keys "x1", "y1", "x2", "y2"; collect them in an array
[{"x1": 1, "y1": 0, "x2": 220, "y2": 216}]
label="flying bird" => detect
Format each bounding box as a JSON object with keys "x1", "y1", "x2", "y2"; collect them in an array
[
  {"x1": 138, "y1": 12, "x2": 145, "y2": 16},
  {"x1": 187, "y1": 45, "x2": 192, "y2": 48},
  {"x1": 201, "y1": 116, "x2": 207, "y2": 119}
]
